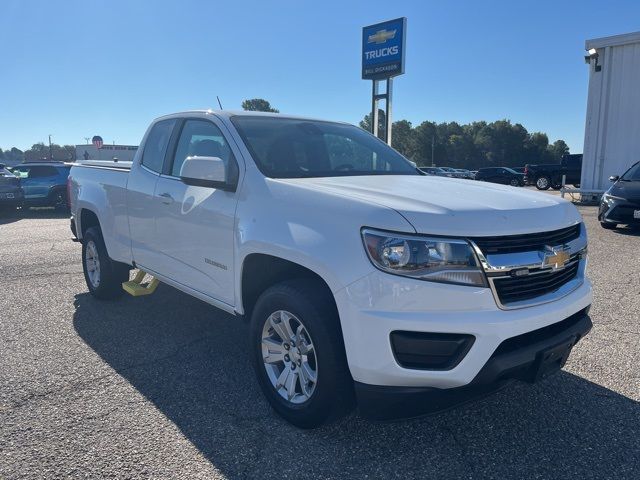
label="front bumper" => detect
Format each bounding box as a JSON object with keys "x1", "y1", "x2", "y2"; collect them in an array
[
  {"x1": 0, "y1": 190, "x2": 24, "y2": 207},
  {"x1": 599, "y1": 197, "x2": 640, "y2": 225},
  {"x1": 355, "y1": 308, "x2": 591, "y2": 420},
  {"x1": 335, "y1": 270, "x2": 592, "y2": 389}
]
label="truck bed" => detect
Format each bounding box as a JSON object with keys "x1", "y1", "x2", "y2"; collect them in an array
[{"x1": 73, "y1": 159, "x2": 132, "y2": 170}]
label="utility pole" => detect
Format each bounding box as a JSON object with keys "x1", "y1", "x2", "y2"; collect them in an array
[
  {"x1": 84, "y1": 137, "x2": 90, "y2": 145},
  {"x1": 48, "y1": 134, "x2": 53, "y2": 161},
  {"x1": 431, "y1": 136, "x2": 435, "y2": 167}
]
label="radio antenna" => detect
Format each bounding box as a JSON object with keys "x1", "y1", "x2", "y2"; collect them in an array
[{"x1": 216, "y1": 96, "x2": 223, "y2": 110}]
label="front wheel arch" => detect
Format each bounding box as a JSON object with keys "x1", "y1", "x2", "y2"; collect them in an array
[{"x1": 240, "y1": 253, "x2": 336, "y2": 319}]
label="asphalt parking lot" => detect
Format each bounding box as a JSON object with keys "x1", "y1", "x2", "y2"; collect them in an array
[{"x1": 0, "y1": 205, "x2": 638, "y2": 479}]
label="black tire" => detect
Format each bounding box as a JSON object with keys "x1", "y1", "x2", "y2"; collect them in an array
[
  {"x1": 249, "y1": 279, "x2": 354, "y2": 428},
  {"x1": 600, "y1": 222, "x2": 617, "y2": 230},
  {"x1": 509, "y1": 178, "x2": 520, "y2": 187},
  {"x1": 82, "y1": 227, "x2": 130, "y2": 300},
  {"x1": 535, "y1": 175, "x2": 551, "y2": 190},
  {"x1": 49, "y1": 188, "x2": 68, "y2": 211}
]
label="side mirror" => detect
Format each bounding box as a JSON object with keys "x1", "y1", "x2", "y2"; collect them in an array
[
  {"x1": 179, "y1": 156, "x2": 234, "y2": 191},
  {"x1": 609, "y1": 175, "x2": 619, "y2": 182}
]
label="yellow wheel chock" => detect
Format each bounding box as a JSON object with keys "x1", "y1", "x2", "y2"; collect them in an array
[{"x1": 122, "y1": 270, "x2": 159, "y2": 297}]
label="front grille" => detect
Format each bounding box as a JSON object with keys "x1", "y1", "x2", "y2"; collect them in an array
[
  {"x1": 493, "y1": 261, "x2": 580, "y2": 305},
  {"x1": 471, "y1": 224, "x2": 581, "y2": 255}
]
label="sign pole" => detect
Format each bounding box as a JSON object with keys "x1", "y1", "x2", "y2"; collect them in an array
[
  {"x1": 385, "y1": 77, "x2": 393, "y2": 145},
  {"x1": 371, "y1": 80, "x2": 379, "y2": 139},
  {"x1": 362, "y1": 17, "x2": 406, "y2": 147}
]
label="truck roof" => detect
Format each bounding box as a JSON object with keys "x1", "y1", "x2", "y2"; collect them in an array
[{"x1": 154, "y1": 109, "x2": 351, "y2": 125}]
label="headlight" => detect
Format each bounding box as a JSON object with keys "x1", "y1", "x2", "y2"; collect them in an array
[
  {"x1": 602, "y1": 192, "x2": 625, "y2": 203},
  {"x1": 361, "y1": 229, "x2": 487, "y2": 287}
]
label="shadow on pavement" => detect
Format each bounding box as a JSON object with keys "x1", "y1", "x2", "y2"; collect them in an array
[
  {"x1": 0, "y1": 207, "x2": 70, "y2": 225},
  {"x1": 612, "y1": 225, "x2": 640, "y2": 236},
  {"x1": 73, "y1": 287, "x2": 640, "y2": 479}
]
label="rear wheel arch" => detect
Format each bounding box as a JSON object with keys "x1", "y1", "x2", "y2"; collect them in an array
[{"x1": 79, "y1": 208, "x2": 101, "y2": 240}]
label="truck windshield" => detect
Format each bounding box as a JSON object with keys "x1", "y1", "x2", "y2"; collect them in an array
[{"x1": 231, "y1": 116, "x2": 418, "y2": 178}]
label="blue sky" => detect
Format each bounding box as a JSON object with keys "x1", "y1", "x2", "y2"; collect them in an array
[{"x1": 1, "y1": 0, "x2": 639, "y2": 153}]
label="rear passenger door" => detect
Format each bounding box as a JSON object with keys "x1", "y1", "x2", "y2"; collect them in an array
[
  {"x1": 19, "y1": 166, "x2": 60, "y2": 200},
  {"x1": 153, "y1": 116, "x2": 241, "y2": 306}
]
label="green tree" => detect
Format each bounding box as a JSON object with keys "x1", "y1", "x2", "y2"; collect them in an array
[
  {"x1": 413, "y1": 121, "x2": 438, "y2": 166},
  {"x1": 359, "y1": 109, "x2": 387, "y2": 141},
  {"x1": 241, "y1": 98, "x2": 279, "y2": 113},
  {"x1": 390, "y1": 120, "x2": 416, "y2": 159},
  {"x1": 547, "y1": 139, "x2": 569, "y2": 162},
  {"x1": 24, "y1": 143, "x2": 48, "y2": 162}
]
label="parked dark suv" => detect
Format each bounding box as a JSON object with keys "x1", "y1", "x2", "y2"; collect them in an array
[
  {"x1": 10, "y1": 162, "x2": 71, "y2": 209},
  {"x1": 475, "y1": 167, "x2": 524, "y2": 186},
  {"x1": 599, "y1": 161, "x2": 640, "y2": 229}
]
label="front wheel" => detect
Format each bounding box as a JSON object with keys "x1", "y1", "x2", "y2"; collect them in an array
[
  {"x1": 535, "y1": 176, "x2": 551, "y2": 190},
  {"x1": 249, "y1": 279, "x2": 354, "y2": 428},
  {"x1": 82, "y1": 227, "x2": 130, "y2": 300}
]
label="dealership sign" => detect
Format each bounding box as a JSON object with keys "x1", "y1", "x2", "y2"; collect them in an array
[
  {"x1": 92, "y1": 135, "x2": 104, "y2": 149},
  {"x1": 362, "y1": 17, "x2": 406, "y2": 80}
]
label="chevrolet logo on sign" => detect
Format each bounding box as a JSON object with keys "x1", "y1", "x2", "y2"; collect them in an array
[
  {"x1": 368, "y1": 29, "x2": 396, "y2": 44},
  {"x1": 541, "y1": 246, "x2": 571, "y2": 270}
]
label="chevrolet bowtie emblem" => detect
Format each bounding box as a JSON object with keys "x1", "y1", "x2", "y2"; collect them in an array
[
  {"x1": 368, "y1": 29, "x2": 396, "y2": 44},
  {"x1": 541, "y1": 246, "x2": 570, "y2": 270}
]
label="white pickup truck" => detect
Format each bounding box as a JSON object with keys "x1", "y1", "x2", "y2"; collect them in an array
[{"x1": 69, "y1": 110, "x2": 593, "y2": 428}]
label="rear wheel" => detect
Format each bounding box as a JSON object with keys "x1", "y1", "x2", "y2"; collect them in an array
[
  {"x1": 50, "y1": 189, "x2": 68, "y2": 210},
  {"x1": 249, "y1": 279, "x2": 354, "y2": 428},
  {"x1": 509, "y1": 178, "x2": 520, "y2": 187},
  {"x1": 82, "y1": 227, "x2": 130, "y2": 300},
  {"x1": 535, "y1": 176, "x2": 551, "y2": 190}
]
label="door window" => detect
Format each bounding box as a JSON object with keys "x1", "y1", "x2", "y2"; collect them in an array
[
  {"x1": 171, "y1": 119, "x2": 238, "y2": 182},
  {"x1": 28, "y1": 166, "x2": 58, "y2": 178},
  {"x1": 142, "y1": 119, "x2": 176, "y2": 173},
  {"x1": 11, "y1": 167, "x2": 30, "y2": 178}
]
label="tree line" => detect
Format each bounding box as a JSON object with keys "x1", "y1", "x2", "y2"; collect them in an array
[
  {"x1": 361, "y1": 110, "x2": 570, "y2": 169},
  {"x1": 0, "y1": 143, "x2": 76, "y2": 165}
]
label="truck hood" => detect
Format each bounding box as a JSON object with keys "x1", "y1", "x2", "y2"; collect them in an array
[{"x1": 280, "y1": 175, "x2": 581, "y2": 236}]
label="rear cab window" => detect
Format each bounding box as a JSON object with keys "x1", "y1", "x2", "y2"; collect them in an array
[{"x1": 142, "y1": 119, "x2": 176, "y2": 173}]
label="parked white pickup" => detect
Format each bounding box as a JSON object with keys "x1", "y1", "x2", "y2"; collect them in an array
[{"x1": 69, "y1": 110, "x2": 592, "y2": 427}]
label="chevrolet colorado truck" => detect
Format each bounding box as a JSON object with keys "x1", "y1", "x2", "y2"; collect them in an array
[{"x1": 68, "y1": 111, "x2": 593, "y2": 428}]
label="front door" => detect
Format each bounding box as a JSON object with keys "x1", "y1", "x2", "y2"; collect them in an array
[{"x1": 153, "y1": 117, "x2": 240, "y2": 306}]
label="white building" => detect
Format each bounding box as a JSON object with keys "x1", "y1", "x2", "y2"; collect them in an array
[
  {"x1": 75, "y1": 144, "x2": 138, "y2": 162},
  {"x1": 582, "y1": 31, "x2": 640, "y2": 193}
]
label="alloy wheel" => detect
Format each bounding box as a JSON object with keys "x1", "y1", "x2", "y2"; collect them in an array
[
  {"x1": 261, "y1": 310, "x2": 318, "y2": 404},
  {"x1": 536, "y1": 177, "x2": 549, "y2": 189},
  {"x1": 85, "y1": 240, "x2": 101, "y2": 288}
]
